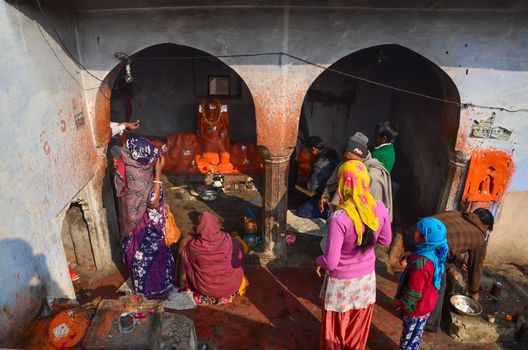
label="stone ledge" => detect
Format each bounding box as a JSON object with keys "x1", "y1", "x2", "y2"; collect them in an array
[{"x1": 444, "y1": 306, "x2": 516, "y2": 343}]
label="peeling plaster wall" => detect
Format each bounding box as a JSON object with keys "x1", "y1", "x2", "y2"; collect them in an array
[{"x1": 0, "y1": 1, "x2": 96, "y2": 345}]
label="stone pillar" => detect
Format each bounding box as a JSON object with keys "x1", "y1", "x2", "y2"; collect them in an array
[
  {"x1": 259, "y1": 152, "x2": 290, "y2": 266},
  {"x1": 437, "y1": 150, "x2": 470, "y2": 212}
]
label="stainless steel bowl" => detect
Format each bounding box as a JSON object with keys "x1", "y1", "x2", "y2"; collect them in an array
[
  {"x1": 450, "y1": 294, "x2": 483, "y2": 316},
  {"x1": 199, "y1": 189, "x2": 219, "y2": 202}
]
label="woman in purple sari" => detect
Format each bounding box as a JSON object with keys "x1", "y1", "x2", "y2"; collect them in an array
[{"x1": 115, "y1": 137, "x2": 175, "y2": 299}]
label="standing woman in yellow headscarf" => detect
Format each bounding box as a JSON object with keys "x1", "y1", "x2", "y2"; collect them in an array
[{"x1": 316, "y1": 160, "x2": 392, "y2": 350}]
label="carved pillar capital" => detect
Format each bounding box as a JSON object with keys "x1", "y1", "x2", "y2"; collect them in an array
[{"x1": 258, "y1": 145, "x2": 294, "y2": 160}]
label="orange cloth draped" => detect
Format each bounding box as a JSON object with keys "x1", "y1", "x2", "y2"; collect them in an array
[
  {"x1": 297, "y1": 147, "x2": 313, "y2": 177},
  {"x1": 197, "y1": 99, "x2": 230, "y2": 153},
  {"x1": 320, "y1": 304, "x2": 374, "y2": 350},
  {"x1": 230, "y1": 141, "x2": 262, "y2": 174},
  {"x1": 154, "y1": 99, "x2": 262, "y2": 175},
  {"x1": 196, "y1": 99, "x2": 235, "y2": 173},
  {"x1": 164, "y1": 133, "x2": 201, "y2": 174}
]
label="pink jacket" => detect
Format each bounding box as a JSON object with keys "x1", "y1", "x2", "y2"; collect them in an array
[{"x1": 316, "y1": 202, "x2": 392, "y2": 279}]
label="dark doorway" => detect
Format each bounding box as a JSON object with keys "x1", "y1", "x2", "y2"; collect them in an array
[
  {"x1": 298, "y1": 44, "x2": 460, "y2": 223},
  {"x1": 110, "y1": 43, "x2": 257, "y2": 145}
]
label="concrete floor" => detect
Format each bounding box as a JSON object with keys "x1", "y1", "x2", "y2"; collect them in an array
[
  {"x1": 20, "y1": 263, "x2": 508, "y2": 349},
  {"x1": 23, "y1": 179, "x2": 521, "y2": 349},
  {"x1": 177, "y1": 265, "x2": 501, "y2": 350}
]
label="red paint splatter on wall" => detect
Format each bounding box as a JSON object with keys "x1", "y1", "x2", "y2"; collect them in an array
[
  {"x1": 43, "y1": 141, "x2": 51, "y2": 155},
  {"x1": 60, "y1": 120, "x2": 67, "y2": 132}
]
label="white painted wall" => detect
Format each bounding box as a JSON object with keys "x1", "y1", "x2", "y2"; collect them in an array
[{"x1": 0, "y1": 1, "x2": 96, "y2": 345}]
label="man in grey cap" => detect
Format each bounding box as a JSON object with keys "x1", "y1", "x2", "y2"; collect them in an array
[{"x1": 319, "y1": 132, "x2": 393, "y2": 221}]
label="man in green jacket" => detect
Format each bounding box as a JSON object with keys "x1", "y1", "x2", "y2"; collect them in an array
[{"x1": 371, "y1": 121, "x2": 398, "y2": 173}]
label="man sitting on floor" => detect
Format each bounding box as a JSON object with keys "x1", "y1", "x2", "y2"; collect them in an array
[{"x1": 296, "y1": 136, "x2": 342, "y2": 219}]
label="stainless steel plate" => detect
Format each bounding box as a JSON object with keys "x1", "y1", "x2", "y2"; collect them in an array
[{"x1": 449, "y1": 294, "x2": 483, "y2": 316}]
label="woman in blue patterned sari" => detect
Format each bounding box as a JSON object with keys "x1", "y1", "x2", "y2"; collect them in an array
[{"x1": 115, "y1": 137, "x2": 175, "y2": 299}]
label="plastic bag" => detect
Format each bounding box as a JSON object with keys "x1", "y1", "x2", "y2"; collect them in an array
[{"x1": 165, "y1": 204, "x2": 181, "y2": 246}]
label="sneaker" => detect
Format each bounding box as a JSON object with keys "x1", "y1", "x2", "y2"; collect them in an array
[{"x1": 68, "y1": 266, "x2": 80, "y2": 282}]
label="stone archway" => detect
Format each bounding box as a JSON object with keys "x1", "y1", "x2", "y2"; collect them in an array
[
  {"x1": 297, "y1": 44, "x2": 461, "y2": 223},
  {"x1": 92, "y1": 42, "x2": 268, "y2": 258}
]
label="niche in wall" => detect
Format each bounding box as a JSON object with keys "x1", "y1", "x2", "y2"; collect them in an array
[{"x1": 61, "y1": 203, "x2": 95, "y2": 269}]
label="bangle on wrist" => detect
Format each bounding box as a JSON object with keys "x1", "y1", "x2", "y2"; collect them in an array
[{"x1": 153, "y1": 180, "x2": 162, "y2": 184}]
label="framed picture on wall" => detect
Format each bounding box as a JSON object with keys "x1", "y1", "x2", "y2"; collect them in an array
[{"x1": 208, "y1": 76, "x2": 230, "y2": 96}]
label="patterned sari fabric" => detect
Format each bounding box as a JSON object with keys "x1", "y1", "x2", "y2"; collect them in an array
[
  {"x1": 193, "y1": 293, "x2": 235, "y2": 306},
  {"x1": 116, "y1": 138, "x2": 175, "y2": 299}
]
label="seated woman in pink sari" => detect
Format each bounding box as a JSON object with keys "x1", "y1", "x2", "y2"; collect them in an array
[{"x1": 179, "y1": 211, "x2": 246, "y2": 305}]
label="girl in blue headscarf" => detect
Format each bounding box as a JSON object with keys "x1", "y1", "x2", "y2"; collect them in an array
[{"x1": 396, "y1": 217, "x2": 448, "y2": 350}]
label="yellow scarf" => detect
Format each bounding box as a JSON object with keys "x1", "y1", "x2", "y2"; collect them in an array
[{"x1": 336, "y1": 160, "x2": 380, "y2": 245}]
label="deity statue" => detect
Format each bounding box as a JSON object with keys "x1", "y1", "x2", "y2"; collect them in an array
[{"x1": 195, "y1": 99, "x2": 234, "y2": 173}]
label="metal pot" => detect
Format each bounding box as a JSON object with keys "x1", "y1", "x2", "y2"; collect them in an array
[
  {"x1": 199, "y1": 189, "x2": 219, "y2": 202},
  {"x1": 243, "y1": 217, "x2": 258, "y2": 234},
  {"x1": 243, "y1": 234, "x2": 257, "y2": 250}
]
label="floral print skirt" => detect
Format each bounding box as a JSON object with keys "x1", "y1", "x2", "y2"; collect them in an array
[
  {"x1": 123, "y1": 225, "x2": 175, "y2": 299},
  {"x1": 321, "y1": 271, "x2": 376, "y2": 313}
]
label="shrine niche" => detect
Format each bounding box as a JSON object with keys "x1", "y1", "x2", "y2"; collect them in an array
[
  {"x1": 108, "y1": 43, "x2": 259, "y2": 175},
  {"x1": 163, "y1": 98, "x2": 262, "y2": 175},
  {"x1": 461, "y1": 150, "x2": 514, "y2": 211}
]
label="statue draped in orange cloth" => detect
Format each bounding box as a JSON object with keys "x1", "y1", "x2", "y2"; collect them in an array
[{"x1": 195, "y1": 99, "x2": 235, "y2": 173}]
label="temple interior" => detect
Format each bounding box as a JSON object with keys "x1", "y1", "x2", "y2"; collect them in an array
[{"x1": 110, "y1": 43, "x2": 261, "y2": 175}]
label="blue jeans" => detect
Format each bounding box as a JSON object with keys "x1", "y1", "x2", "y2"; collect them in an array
[{"x1": 296, "y1": 195, "x2": 329, "y2": 219}]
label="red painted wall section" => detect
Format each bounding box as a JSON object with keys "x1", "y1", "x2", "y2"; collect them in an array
[
  {"x1": 245, "y1": 69, "x2": 316, "y2": 157},
  {"x1": 94, "y1": 83, "x2": 112, "y2": 147}
]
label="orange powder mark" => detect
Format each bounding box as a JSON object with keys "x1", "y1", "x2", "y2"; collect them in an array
[{"x1": 461, "y1": 149, "x2": 514, "y2": 209}]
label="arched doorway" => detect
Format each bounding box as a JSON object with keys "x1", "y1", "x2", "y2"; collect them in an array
[
  {"x1": 110, "y1": 43, "x2": 257, "y2": 150},
  {"x1": 295, "y1": 44, "x2": 460, "y2": 224},
  {"x1": 95, "y1": 43, "x2": 262, "y2": 249}
]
